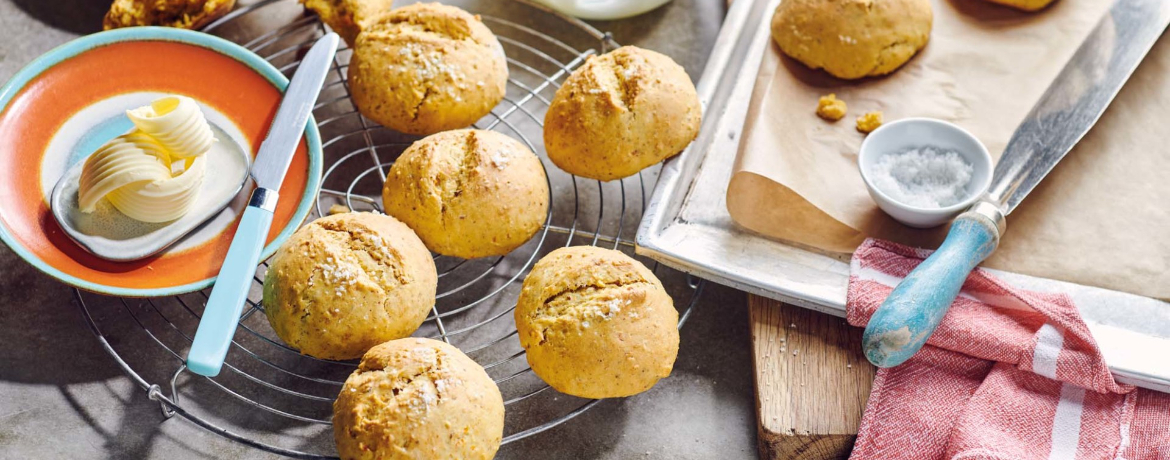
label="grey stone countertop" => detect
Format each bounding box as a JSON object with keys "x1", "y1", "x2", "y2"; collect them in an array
[{"x1": 0, "y1": 0, "x2": 756, "y2": 458}]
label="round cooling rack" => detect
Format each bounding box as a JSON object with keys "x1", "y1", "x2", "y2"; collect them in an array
[{"x1": 73, "y1": 0, "x2": 706, "y2": 457}]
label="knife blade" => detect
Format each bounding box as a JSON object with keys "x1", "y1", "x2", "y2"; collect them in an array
[
  {"x1": 990, "y1": 0, "x2": 1170, "y2": 214},
  {"x1": 250, "y1": 35, "x2": 337, "y2": 191},
  {"x1": 187, "y1": 33, "x2": 339, "y2": 377},
  {"x1": 860, "y1": 0, "x2": 1170, "y2": 369}
]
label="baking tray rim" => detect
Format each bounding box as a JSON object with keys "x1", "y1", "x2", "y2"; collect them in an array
[{"x1": 635, "y1": 0, "x2": 1170, "y2": 392}]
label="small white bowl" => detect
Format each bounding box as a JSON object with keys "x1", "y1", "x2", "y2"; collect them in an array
[{"x1": 858, "y1": 118, "x2": 993, "y2": 228}]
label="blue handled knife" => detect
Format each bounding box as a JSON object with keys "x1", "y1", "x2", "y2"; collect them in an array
[
  {"x1": 862, "y1": 0, "x2": 1170, "y2": 368},
  {"x1": 187, "y1": 33, "x2": 338, "y2": 377}
]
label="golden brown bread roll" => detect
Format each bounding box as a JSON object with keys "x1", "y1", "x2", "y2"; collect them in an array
[
  {"x1": 333, "y1": 338, "x2": 504, "y2": 460},
  {"x1": 981, "y1": 0, "x2": 1057, "y2": 11},
  {"x1": 262, "y1": 212, "x2": 437, "y2": 360},
  {"x1": 104, "y1": 0, "x2": 236, "y2": 30},
  {"x1": 300, "y1": 0, "x2": 395, "y2": 46},
  {"x1": 543, "y1": 46, "x2": 701, "y2": 182},
  {"x1": 382, "y1": 129, "x2": 549, "y2": 259},
  {"x1": 514, "y1": 246, "x2": 680, "y2": 398},
  {"x1": 770, "y1": 0, "x2": 932, "y2": 80},
  {"x1": 348, "y1": 2, "x2": 508, "y2": 136}
]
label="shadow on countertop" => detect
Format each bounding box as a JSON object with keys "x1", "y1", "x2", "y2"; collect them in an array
[
  {"x1": 10, "y1": 0, "x2": 106, "y2": 35},
  {"x1": 0, "y1": 245, "x2": 215, "y2": 458},
  {"x1": 0, "y1": 247, "x2": 120, "y2": 384}
]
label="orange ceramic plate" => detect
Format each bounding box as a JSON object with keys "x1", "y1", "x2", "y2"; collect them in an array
[{"x1": 0, "y1": 28, "x2": 322, "y2": 296}]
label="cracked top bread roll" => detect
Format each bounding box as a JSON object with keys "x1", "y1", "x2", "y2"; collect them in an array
[
  {"x1": 544, "y1": 46, "x2": 701, "y2": 182},
  {"x1": 333, "y1": 338, "x2": 504, "y2": 460},
  {"x1": 104, "y1": 0, "x2": 236, "y2": 30},
  {"x1": 382, "y1": 129, "x2": 549, "y2": 259},
  {"x1": 300, "y1": 0, "x2": 395, "y2": 46},
  {"x1": 771, "y1": 0, "x2": 932, "y2": 80},
  {"x1": 348, "y1": 2, "x2": 508, "y2": 136},
  {"x1": 262, "y1": 212, "x2": 437, "y2": 360},
  {"x1": 514, "y1": 246, "x2": 679, "y2": 399}
]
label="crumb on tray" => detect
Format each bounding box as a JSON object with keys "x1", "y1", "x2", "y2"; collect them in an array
[
  {"x1": 857, "y1": 111, "x2": 883, "y2": 133},
  {"x1": 816, "y1": 94, "x2": 848, "y2": 121}
]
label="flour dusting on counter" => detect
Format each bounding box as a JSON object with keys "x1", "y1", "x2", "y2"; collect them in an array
[{"x1": 869, "y1": 147, "x2": 974, "y2": 208}]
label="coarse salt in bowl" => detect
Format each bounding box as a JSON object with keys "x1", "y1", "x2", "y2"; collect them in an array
[{"x1": 858, "y1": 118, "x2": 993, "y2": 228}]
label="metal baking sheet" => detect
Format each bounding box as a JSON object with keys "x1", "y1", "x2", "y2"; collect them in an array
[{"x1": 636, "y1": 0, "x2": 1170, "y2": 392}]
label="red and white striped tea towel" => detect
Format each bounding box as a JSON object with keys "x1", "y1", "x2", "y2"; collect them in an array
[{"x1": 846, "y1": 239, "x2": 1170, "y2": 460}]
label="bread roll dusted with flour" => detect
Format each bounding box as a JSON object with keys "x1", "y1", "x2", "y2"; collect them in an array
[
  {"x1": 544, "y1": 46, "x2": 701, "y2": 182},
  {"x1": 381, "y1": 129, "x2": 549, "y2": 260},
  {"x1": 514, "y1": 246, "x2": 680, "y2": 399},
  {"x1": 103, "y1": 0, "x2": 236, "y2": 30},
  {"x1": 262, "y1": 212, "x2": 436, "y2": 360},
  {"x1": 348, "y1": 2, "x2": 508, "y2": 135}
]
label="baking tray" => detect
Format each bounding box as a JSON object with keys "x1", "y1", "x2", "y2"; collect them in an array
[{"x1": 636, "y1": 0, "x2": 1170, "y2": 392}]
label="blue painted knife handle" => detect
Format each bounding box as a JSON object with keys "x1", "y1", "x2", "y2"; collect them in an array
[
  {"x1": 187, "y1": 188, "x2": 277, "y2": 377},
  {"x1": 862, "y1": 207, "x2": 1003, "y2": 368}
]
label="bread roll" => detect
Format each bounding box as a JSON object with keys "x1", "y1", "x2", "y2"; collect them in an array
[
  {"x1": 982, "y1": 0, "x2": 1057, "y2": 11},
  {"x1": 104, "y1": 0, "x2": 236, "y2": 30},
  {"x1": 262, "y1": 212, "x2": 437, "y2": 360},
  {"x1": 515, "y1": 246, "x2": 680, "y2": 398},
  {"x1": 301, "y1": 0, "x2": 395, "y2": 46},
  {"x1": 349, "y1": 2, "x2": 508, "y2": 135},
  {"x1": 382, "y1": 129, "x2": 549, "y2": 259},
  {"x1": 333, "y1": 338, "x2": 504, "y2": 460},
  {"x1": 543, "y1": 46, "x2": 701, "y2": 182},
  {"x1": 771, "y1": 0, "x2": 932, "y2": 80}
]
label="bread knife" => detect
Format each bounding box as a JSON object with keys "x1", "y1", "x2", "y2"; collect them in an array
[{"x1": 187, "y1": 33, "x2": 338, "y2": 377}]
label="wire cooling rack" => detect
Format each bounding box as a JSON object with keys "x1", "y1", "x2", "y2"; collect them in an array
[{"x1": 73, "y1": 0, "x2": 704, "y2": 458}]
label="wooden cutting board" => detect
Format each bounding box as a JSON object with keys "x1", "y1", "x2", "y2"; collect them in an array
[
  {"x1": 722, "y1": 0, "x2": 877, "y2": 456},
  {"x1": 750, "y1": 296, "x2": 876, "y2": 460}
]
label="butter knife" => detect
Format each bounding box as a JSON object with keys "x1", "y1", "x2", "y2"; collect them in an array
[
  {"x1": 187, "y1": 33, "x2": 339, "y2": 377},
  {"x1": 861, "y1": 0, "x2": 1170, "y2": 368}
]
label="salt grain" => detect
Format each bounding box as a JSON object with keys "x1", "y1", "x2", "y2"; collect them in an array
[
  {"x1": 489, "y1": 150, "x2": 512, "y2": 169},
  {"x1": 869, "y1": 146, "x2": 974, "y2": 208},
  {"x1": 319, "y1": 259, "x2": 358, "y2": 296}
]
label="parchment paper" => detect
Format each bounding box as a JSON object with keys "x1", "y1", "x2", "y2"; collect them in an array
[{"x1": 728, "y1": 0, "x2": 1170, "y2": 300}]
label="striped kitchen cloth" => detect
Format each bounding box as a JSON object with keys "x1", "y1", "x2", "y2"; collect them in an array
[{"x1": 845, "y1": 239, "x2": 1170, "y2": 460}]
